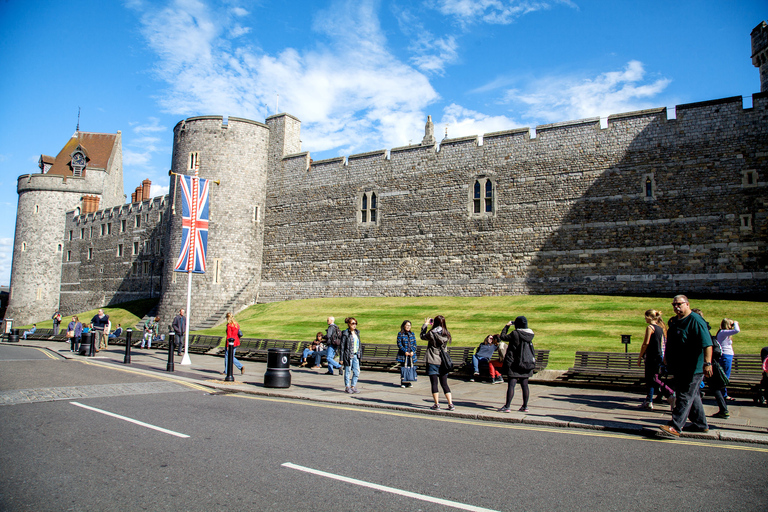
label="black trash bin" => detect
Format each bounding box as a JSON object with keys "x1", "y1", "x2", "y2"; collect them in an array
[
  {"x1": 8, "y1": 329, "x2": 19, "y2": 343},
  {"x1": 79, "y1": 331, "x2": 94, "y2": 355},
  {"x1": 264, "y1": 348, "x2": 291, "y2": 388}
]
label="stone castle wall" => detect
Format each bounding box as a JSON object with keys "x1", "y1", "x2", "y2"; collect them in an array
[
  {"x1": 59, "y1": 195, "x2": 168, "y2": 316},
  {"x1": 258, "y1": 93, "x2": 767, "y2": 302}
]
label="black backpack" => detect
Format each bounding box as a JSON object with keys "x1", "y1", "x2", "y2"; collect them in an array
[
  {"x1": 329, "y1": 325, "x2": 342, "y2": 348},
  {"x1": 517, "y1": 339, "x2": 536, "y2": 371}
]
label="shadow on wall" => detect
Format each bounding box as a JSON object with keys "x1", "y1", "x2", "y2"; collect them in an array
[{"x1": 524, "y1": 96, "x2": 767, "y2": 298}]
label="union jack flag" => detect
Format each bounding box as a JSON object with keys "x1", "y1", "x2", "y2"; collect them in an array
[{"x1": 174, "y1": 175, "x2": 210, "y2": 273}]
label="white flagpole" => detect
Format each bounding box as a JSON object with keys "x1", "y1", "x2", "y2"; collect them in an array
[{"x1": 181, "y1": 269, "x2": 192, "y2": 365}]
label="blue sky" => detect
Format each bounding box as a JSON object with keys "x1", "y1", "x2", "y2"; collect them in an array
[{"x1": 0, "y1": 0, "x2": 764, "y2": 286}]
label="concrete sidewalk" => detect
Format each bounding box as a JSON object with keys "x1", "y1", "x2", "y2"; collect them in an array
[{"x1": 12, "y1": 339, "x2": 768, "y2": 445}]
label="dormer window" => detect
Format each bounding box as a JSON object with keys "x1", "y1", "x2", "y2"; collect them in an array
[{"x1": 71, "y1": 150, "x2": 86, "y2": 177}]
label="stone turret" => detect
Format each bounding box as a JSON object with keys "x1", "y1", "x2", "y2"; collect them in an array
[
  {"x1": 6, "y1": 131, "x2": 123, "y2": 326},
  {"x1": 157, "y1": 116, "x2": 273, "y2": 329},
  {"x1": 752, "y1": 21, "x2": 768, "y2": 92},
  {"x1": 422, "y1": 115, "x2": 436, "y2": 145}
]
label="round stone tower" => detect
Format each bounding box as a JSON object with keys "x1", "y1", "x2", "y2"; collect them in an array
[
  {"x1": 6, "y1": 131, "x2": 123, "y2": 326},
  {"x1": 157, "y1": 116, "x2": 272, "y2": 329}
]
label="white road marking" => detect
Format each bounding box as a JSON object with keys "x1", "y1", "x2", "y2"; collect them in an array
[
  {"x1": 282, "y1": 462, "x2": 500, "y2": 512},
  {"x1": 70, "y1": 402, "x2": 190, "y2": 438}
]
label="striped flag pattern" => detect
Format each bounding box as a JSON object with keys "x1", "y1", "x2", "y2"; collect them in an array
[{"x1": 174, "y1": 175, "x2": 210, "y2": 273}]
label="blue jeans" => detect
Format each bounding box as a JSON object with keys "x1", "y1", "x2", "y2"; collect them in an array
[
  {"x1": 224, "y1": 347, "x2": 243, "y2": 371},
  {"x1": 719, "y1": 354, "x2": 733, "y2": 397},
  {"x1": 301, "y1": 348, "x2": 317, "y2": 363},
  {"x1": 472, "y1": 355, "x2": 491, "y2": 374},
  {"x1": 326, "y1": 346, "x2": 341, "y2": 372},
  {"x1": 344, "y1": 355, "x2": 360, "y2": 387},
  {"x1": 670, "y1": 372, "x2": 707, "y2": 431}
]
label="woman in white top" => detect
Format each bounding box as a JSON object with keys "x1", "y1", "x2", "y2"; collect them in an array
[{"x1": 716, "y1": 318, "x2": 740, "y2": 400}]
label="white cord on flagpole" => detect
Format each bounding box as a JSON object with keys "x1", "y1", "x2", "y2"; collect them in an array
[{"x1": 181, "y1": 269, "x2": 192, "y2": 365}]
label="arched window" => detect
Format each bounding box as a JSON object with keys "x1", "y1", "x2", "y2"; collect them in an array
[
  {"x1": 359, "y1": 190, "x2": 379, "y2": 225},
  {"x1": 470, "y1": 176, "x2": 495, "y2": 217}
]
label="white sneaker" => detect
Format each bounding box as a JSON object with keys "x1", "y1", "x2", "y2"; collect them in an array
[{"x1": 640, "y1": 400, "x2": 653, "y2": 410}]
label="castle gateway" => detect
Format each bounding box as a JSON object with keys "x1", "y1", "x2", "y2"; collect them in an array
[{"x1": 6, "y1": 23, "x2": 768, "y2": 328}]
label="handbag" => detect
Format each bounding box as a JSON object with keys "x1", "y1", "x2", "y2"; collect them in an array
[
  {"x1": 400, "y1": 355, "x2": 417, "y2": 382},
  {"x1": 439, "y1": 347, "x2": 454, "y2": 372},
  {"x1": 66, "y1": 330, "x2": 74, "y2": 338},
  {"x1": 709, "y1": 360, "x2": 729, "y2": 389}
]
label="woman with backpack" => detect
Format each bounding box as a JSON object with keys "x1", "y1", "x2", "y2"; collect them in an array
[{"x1": 497, "y1": 316, "x2": 535, "y2": 412}]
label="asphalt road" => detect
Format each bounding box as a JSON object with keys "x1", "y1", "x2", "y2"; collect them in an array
[{"x1": 1, "y1": 345, "x2": 767, "y2": 511}]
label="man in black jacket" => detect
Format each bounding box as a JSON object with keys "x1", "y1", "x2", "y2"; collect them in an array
[
  {"x1": 172, "y1": 309, "x2": 186, "y2": 356},
  {"x1": 322, "y1": 317, "x2": 343, "y2": 375}
]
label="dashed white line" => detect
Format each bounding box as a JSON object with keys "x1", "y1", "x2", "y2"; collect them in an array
[
  {"x1": 70, "y1": 402, "x2": 190, "y2": 438},
  {"x1": 282, "y1": 462, "x2": 500, "y2": 512}
]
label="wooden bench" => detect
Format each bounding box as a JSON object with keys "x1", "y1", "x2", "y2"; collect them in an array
[
  {"x1": 225, "y1": 339, "x2": 298, "y2": 362},
  {"x1": 561, "y1": 351, "x2": 762, "y2": 396},
  {"x1": 726, "y1": 354, "x2": 764, "y2": 397},
  {"x1": 360, "y1": 343, "x2": 402, "y2": 369},
  {"x1": 189, "y1": 335, "x2": 224, "y2": 354},
  {"x1": 561, "y1": 351, "x2": 646, "y2": 388}
]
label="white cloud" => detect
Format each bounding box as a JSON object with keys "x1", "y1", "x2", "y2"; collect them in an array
[
  {"x1": 440, "y1": 104, "x2": 521, "y2": 139},
  {"x1": 393, "y1": 7, "x2": 459, "y2": 75},
  {"x1": 151, "y1": 184, "x2": 170, "y2": 197},
  {"x1": 130, "y1": 0, "x2": 439, "y2": 156},
  {"x1": 435, "y1": 0, "x2": 575, "y2": 25},
  {"x1": 0, "y1": 237, "x2": 13, "y2": 286},
  {"x1": 505, "y1": 60, "x2": 671, "y2": 123}
]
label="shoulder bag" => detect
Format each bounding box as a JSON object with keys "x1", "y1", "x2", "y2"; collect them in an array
[
  {"x1": 439, "y1": 347, "x2": 454, "y2": 372},
  {"x1": 400, "y1": 354, "x2": 418, "y2": 382}
]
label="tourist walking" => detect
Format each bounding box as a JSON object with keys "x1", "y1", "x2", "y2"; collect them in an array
[
  {"x1": 498, "y1": 316, "x2": 535, "y2": 412},
  {"x1": 67, "y1": 316, "x2": 82, "y2": 352},
  {"x1": 52, "y1": 310, "x2": 62, "y2": 336},
  {"x1": 91, "y1": 309, "x2": 109, "y2": 350},
  {"x1": 340, "y1": 317, "x2": 362, "y2": 394},
  {"x1": 637, "y1": 309, "x2": 675, "y2": 410},
  {"x1": 716, "y1": 318, "x2": 740, "y2": 400},
  {"x1": 223, "y1": 312, "x2": 244, "y2": 375},
  {"x1": 421, "y1": 315, "x2": 454, "y2": 411},
  {"x1": 659, "y1": 295, "x2": 713, "y2": 437},
  {"x1": 323, "y1": 317, "x2": 343, "y2": 375},
  {"x1": 396, "y1": 320, "x2": 417, "y2": 388}
]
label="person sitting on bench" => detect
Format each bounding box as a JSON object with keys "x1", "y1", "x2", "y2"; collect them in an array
[
  {"x1": 300, "y1": 332, "x2": 325, "y2": 368},
  {"x1": 471, "y1": 334, "x2": 502, "y2": 383}
]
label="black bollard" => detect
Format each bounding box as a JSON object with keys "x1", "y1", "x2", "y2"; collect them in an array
[
  {"x1": 225, "y1": 338, "x2": 235, "y2": 382},
  {"x1": 166, "y1": 332, "x2": 175, "y2": 372},
  {"x1": 87, "y1": 331, "x2": 95, "y2": 357},
  {"x1": 123, "y1": 329, "x2": 132, "y2": 364}
]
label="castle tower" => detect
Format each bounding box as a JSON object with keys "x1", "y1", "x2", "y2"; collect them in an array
[
  {"x1": 5, "y1": 131, "x2": 124, "y2": 325},
  {"x1": 157, "y1": 116, "x2": 280, "y2": 329},
  {"x1": 752, "y1": 21, "x2": 768, "y2": 93}
]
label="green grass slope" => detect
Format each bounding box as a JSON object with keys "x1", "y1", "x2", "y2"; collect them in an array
[{"x1": 198, "y1": 296, "x2": 767, "y2": 370}]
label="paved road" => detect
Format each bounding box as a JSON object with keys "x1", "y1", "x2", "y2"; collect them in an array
[{"x1": 2, "y1": 346, "x2": 767, "y2": 511}]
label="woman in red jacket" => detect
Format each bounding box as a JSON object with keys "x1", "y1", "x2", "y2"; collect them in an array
[{"x1": 224, "y1": 312, "x2": 245, "y2": 375}]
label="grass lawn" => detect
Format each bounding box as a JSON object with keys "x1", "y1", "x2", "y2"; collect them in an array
[
  {"x1": 19, "y1": 298, "x2": 159, "y2": 335},
  {"x1": 22, "y1": 295, "x2": 765, "y2": 370},
  {"x1": 200, "y1": 295, "x2": 767, "y2": 370}
]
